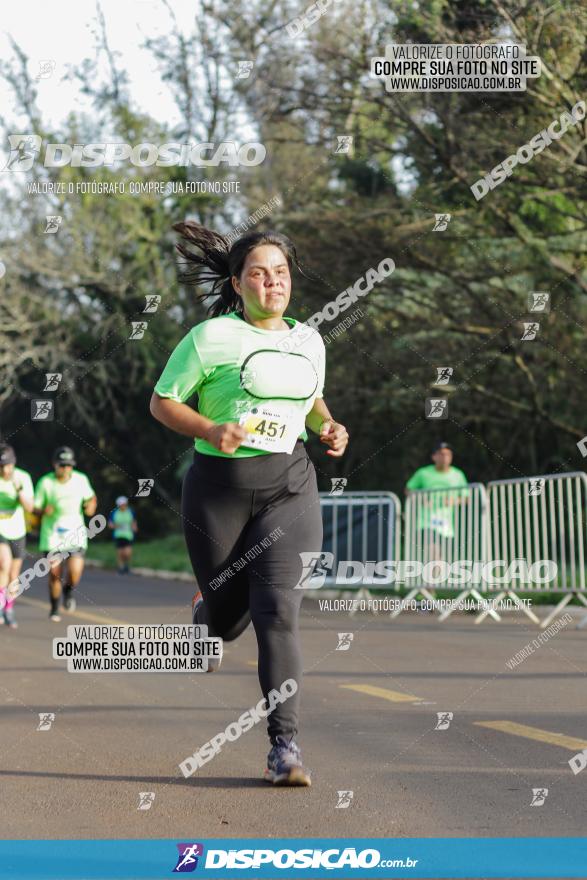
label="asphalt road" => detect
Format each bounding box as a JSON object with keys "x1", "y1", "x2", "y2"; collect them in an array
[{"x1": 2, "y1": 564, "x2": 587, "y2": 844}]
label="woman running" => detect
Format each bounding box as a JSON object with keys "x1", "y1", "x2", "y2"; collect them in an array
[
  {"x1": 150, "y1": 223, "x2": 348, "y2": 786},
  {"x1": 0, "y1": 444, "x2": 34, "y2": 629}
]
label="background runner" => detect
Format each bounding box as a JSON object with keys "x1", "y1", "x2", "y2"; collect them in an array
[{"x1": 33, "y1": 446, "x2": 97, "y2": 621}]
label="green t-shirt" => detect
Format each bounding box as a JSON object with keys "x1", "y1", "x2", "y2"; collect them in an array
[
  {"x1": 406, "y1": 465, "x2": 468, "y2": 537},
  {"x1": 154, "y1": 312, "x2": 326, "y2": 458},
  {"x1": 0, "y1": 467, "x2": 34, "y2": 540},
  {"x1": 34, "y1": 471, "x2": 96, "y2": 551},
  {"x1": 110, "y1": 507, "x2": 135, "y2": 541}
]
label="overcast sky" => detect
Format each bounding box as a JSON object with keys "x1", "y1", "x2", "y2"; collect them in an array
[{"x1": 0, "y1": 0, "x2": 197, "y2": 131}]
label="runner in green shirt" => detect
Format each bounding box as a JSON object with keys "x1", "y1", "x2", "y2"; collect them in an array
[
  {"x1": 406, "y1": 441, "x2": 468, "y2": 559},
  {"x1": 151, "y1": 221, "x2": 349, "y2": 786},
  {"x1": 154, "y1": 310, "x2": 325, "y2": 458},
  {"x1": 33, "y1": 446, "x2": 97, "y2": 621},
  {"x1": 0, "y1": 444, "x2": 34, "y2": 629},
  {"x1": 108, "y1": 496, "x2": 137, "y2": 574}
]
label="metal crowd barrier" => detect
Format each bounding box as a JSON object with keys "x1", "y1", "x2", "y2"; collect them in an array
[
  {"x1": 319, "y1": 491, "x2": 401, "y2": 609},
  {"x1": 485, "y1": 472, "x2": 587, "y2": 629},
  {"x1": 393, "y1": 483, "x2": 494, "y2": 621},
  {"x1": 318, "y1": 472, "x2": 587, "y2": 629}
]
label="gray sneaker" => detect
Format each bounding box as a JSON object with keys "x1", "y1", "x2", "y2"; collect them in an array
[
  {"x1": 264, "y1": 736, "x2": 311, "y2": 786},
  {"x1": 4, "y1": 607, "x2": 17, "y2": 629}
]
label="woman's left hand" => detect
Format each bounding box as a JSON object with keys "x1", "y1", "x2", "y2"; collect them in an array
[{"x1": 319, "y1": 420, "x2": 349, "y2": 457}]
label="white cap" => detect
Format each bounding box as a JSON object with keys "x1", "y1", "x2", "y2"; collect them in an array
[{"x1": 116, "y1": 496, "x2": 128, "y2": 506}]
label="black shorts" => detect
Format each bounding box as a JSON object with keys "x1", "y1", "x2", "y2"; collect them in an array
[
  {"x1": 0, "y1": 536, "x2": 26, "y2": 559},
  {"x1": 115, "y1": 538, "x2": 133, "y2": 548},
  {"x1": 45, "y1": 547, "x2": 86, "y2": 561}
]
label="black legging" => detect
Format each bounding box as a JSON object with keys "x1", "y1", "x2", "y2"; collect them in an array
[{"x1": 181, "y1": 439, "x2": 323, "y2": 744}]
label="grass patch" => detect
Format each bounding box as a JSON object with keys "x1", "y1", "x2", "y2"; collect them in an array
[{"x1": 28, "y1": 535, "x2": 193, "y2": 574}]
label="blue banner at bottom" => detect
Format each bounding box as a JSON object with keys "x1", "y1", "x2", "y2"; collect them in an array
[{"x1": 1, "y1": 838, "x2": 587, "y2": 879}]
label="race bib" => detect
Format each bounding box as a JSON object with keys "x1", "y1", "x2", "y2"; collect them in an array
[
  {"x1": 430, "y1": 515, "x2": 449, "y2": 529},
  {"x1": 54, "y1": 514, "x2": 80, "y2": 529},
  {"x1": 53, "y1": 515, "x2": 83, "y2": 542},
  {"x1": 239, "y1": 403, "x2": 304, "y2": 454}
]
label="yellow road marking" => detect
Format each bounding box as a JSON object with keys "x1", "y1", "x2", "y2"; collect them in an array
[
  {"x1": 247, "y1": 660, "x2": 257, "y2": 667},
  {"x1": 340, "y1": 683, "x2": 422, "y2": 703},
  {"x1": 18, "y1": 596, "x2": 129, "y2": 626},
  {"x1": 474, "y1": 720, "x2": 587, "y2": 752}
]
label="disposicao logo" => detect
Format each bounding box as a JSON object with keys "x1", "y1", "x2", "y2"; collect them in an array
[
  {"x1": 2, "y1": 135, "x2": 265, "y2": 170},
  {"x1": 173, "y1": 843, "x2": 204, "y2": 872}
]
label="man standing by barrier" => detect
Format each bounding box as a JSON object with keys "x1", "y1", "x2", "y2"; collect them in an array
[{"x1": 405, "y1": 442, "x2": 468, "y2": 561}]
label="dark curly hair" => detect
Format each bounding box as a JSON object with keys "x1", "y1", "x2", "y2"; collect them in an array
[{"x1": 172, "y1": 221, "x2": 307, "y2": 317}]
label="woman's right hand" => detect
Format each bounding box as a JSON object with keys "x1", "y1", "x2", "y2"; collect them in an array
[{"x1": 204, "y1": 422, "x2": 248, "y2": 455}]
